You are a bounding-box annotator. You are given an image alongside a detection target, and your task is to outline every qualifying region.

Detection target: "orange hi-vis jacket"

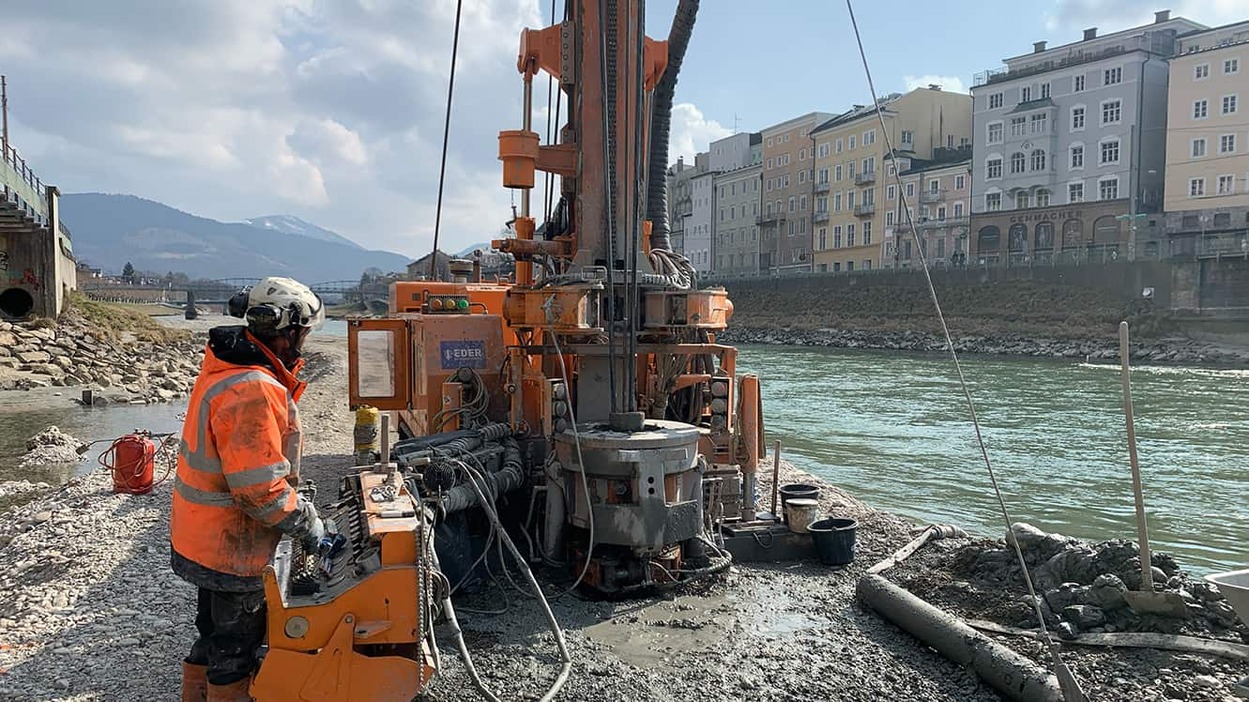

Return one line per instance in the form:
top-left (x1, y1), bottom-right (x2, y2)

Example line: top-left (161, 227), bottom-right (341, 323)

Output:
top-left (170, 326), bottom-right (318, 592)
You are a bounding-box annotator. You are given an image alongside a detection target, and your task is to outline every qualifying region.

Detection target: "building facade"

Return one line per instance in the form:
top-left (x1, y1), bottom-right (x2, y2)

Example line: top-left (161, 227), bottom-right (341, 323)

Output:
top-left (665, 156), bottom-right (699, 255)
top-left (760, 112), bottom-right (833, 275)
top-left (884, 151), bottom-right (973, 268)
top-left (1162, 20), bottom-right (1249, 257)
top-left (811, 86), bottom-right (973, 273)
top-left (970, 11), bottom-right (1205, 266)
top-left (713, 145), bottom-right (762, 276)
top-left (687, 152), bottom-right (716, 273)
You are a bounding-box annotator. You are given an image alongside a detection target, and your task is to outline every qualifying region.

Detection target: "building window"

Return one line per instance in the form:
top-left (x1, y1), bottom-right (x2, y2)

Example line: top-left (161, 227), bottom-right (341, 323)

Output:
top-left (819, 167), bottom-right (829, 183)
top-left (818, 227), bottom-right (827, 250)
top-left (847, 224), bottom-right (856, 247)
top-left (1010, 117), bottom-right (1026, 137)
top-left (863, 156), bottom-right (875, 174)
top-left (1036, 190), bottom-right (1051, 207)
top-left (887, 185), bottom-right (896, 200)
top-left (1101, 99), bottom-right (1121, 125)
top-left (818, 143), bottom-right (830, 158)
top-left (1073, 75), bottom-right (1085, 92)
top-left (1195, 64), bottom-right (1210, 80)
top-left (955, 174), bottom-right (966, 190)
top-left (864, 221), bottom-right (873, 245)
top-left (1021, 85), bottom-right (1032, 103)
top-left (835, 138), bottom-right (843, 153)
top-left (986, 192), bottom-right (1002, 211)
top-left (1104, 67), bottom-right (1122, 85)
top-left (833, 226), bottom-right (842, 248)
top-left (1010, 152), bottom-right (1026, 174)
top-left (901, 130), bottom-right (914, 147)
top-left (1099, 177), bottom-right (1119, 200)
top-left (1189, 177), bottom-right (1205, 197)
top-left (1192, 138), bottom-right (1207, 158)
top-left (1100, 139), bottom-right (1120, 165)
top-left (788, 196), bottom-right (796, 212)
top-left (864, 129), bottom-right (876, 145)
top-left (1069, 182), bottom-right (1084, 203)
top-left (1217, 174), bottom-right (1235, 195)
top-left (987, 158), bottom-right (1002, 179)
top-left (886, 211), bottom-right (895, 225)
top-left (847, 191), bottom-right (855, 207)
top-left (1041, 82), bottom-right (1051, 99)
top-left (905, 183), bottom-right (915, 197)
top-left (953, 202), bottom-right (964, 217)
top-left (989, 93), bottom-right (1003, 109)
top-left (1194, 99), bottom-right (1209, 119)
top-left (817, 196), bottom-right (828, 212)
top-left (800, 195), bottom-right (808, 210)
top-left (1031, 113), bottom-right (1048, 133)
top-left (1017, 191), bottom-right (1030, 209)
top-left (799, 170), bottom-right (807, 183)
top-left (987, 122), bottom-right (1003, 143)
top-left (929, 179), bottom-right (940, 192)
top-left (849, 135), bottom-right (857, 149)
top-left (767, 138), bottom-right (774, 147)
top-left (1071, 106), bottom-right (1086, 131)
top-left (1220, 134), bottom-right (1237, 154)
top-left (1223, 95), bottom-right (1238, 115)
top-left (1031, 149), bottom-right (1047, 171)
top-left (1070, 144), bottom-right (1084, 169)
top-left (1226, 58), bottom-right (1240, 75)
top-left (834, 192), bottom-right (842, 211)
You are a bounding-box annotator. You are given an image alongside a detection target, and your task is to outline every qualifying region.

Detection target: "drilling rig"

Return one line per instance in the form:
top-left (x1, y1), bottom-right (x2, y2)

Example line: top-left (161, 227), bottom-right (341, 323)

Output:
top-left (250, 1), bottom-right (765, 698)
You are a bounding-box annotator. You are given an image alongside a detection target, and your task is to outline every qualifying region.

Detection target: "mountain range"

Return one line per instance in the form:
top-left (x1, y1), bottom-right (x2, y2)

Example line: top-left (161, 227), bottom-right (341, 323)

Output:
top-left (60, 194), bottom-right (412, 282)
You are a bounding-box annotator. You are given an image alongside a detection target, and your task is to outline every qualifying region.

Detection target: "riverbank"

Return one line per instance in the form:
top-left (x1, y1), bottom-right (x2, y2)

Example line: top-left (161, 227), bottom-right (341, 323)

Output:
top-left (1, 321), bottom-right (1245, 700)
top-left (719, 326), bottom-right (1249, 367)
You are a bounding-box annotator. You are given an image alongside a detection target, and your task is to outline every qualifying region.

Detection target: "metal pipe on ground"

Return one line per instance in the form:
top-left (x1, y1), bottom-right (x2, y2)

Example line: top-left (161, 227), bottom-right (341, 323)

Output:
top-left (856, 575), bottom-right (1064, 702)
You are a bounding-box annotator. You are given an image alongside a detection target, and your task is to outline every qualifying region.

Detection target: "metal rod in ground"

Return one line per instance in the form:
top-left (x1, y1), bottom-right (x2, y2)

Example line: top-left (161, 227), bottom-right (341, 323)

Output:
top-left (770, 439), bottom-right (781, 519)
top-left (1119, 321), bottom-right (1154, 591)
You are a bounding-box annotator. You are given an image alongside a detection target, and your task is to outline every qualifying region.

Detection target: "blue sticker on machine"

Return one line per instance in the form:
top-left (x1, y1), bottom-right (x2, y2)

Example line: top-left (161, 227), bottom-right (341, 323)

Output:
top-left (440, 340), bottom-right (487, 369)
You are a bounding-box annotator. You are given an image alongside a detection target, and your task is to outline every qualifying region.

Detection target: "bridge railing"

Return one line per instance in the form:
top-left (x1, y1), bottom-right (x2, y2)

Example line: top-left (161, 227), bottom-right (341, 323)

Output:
top-left (1, 142), bottom-right (49, 227)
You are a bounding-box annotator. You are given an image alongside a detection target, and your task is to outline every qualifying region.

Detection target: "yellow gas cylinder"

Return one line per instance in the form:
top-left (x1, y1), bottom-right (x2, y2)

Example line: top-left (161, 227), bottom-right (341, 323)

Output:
top-left (354, 406), bottom-right (380, 464)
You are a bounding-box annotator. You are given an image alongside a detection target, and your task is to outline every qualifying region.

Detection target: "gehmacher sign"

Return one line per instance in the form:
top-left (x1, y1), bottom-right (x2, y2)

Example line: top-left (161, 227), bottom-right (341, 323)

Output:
top-left (1008, 209), bottom-right (1084, 223)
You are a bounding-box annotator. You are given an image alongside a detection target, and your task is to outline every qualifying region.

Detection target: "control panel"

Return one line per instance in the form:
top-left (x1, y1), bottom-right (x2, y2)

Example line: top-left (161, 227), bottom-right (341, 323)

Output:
top-left (424, 294), bottom-right (470, 314)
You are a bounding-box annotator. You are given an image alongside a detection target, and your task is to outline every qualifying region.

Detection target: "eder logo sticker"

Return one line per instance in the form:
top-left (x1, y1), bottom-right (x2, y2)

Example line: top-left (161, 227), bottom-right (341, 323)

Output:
top-left (440, 340), bottom-right (486, 369)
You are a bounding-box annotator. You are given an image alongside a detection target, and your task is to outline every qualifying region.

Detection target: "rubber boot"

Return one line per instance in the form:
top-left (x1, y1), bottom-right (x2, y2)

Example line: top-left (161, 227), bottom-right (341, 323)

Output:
top-left (205, 679), bottom-right (252, 702)
top-left (182, 661), bottom-right (208, 702)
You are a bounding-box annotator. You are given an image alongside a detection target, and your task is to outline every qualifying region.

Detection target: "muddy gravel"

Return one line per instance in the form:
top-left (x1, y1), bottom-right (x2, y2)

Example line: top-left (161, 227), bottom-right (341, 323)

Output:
top-left (1, 325), bottom-right (1240, 700)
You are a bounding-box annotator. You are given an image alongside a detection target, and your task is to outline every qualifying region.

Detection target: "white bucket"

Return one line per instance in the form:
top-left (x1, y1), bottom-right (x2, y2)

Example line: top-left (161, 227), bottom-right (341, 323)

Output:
top-left (786, 498), bottom-right (819, 534)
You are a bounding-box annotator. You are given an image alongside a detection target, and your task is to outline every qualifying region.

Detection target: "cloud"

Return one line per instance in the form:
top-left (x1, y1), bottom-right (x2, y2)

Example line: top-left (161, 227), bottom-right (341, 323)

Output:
top-left (1045, 0), bottom-right (1247, 32)
top-left (0, 0), bottom-right (544, 262)
top-left (903, 75), bottom-right (968, 94)
top-left (668, 103), bottom-right (732, 166)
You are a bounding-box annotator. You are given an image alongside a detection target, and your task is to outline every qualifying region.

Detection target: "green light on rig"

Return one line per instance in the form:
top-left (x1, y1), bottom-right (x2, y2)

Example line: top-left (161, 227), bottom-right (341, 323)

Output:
top-left (457, 298), bottom-right (469, 310)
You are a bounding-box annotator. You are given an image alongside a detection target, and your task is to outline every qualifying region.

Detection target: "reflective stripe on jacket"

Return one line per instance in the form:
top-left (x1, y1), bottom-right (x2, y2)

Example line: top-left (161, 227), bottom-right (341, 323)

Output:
top-left (170, 328), bottom-right (311, 590)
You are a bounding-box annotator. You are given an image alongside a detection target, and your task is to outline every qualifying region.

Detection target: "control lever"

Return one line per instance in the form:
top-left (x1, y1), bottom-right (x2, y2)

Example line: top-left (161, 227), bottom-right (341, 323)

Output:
top-left (317, 518), bottom-right (347, 576)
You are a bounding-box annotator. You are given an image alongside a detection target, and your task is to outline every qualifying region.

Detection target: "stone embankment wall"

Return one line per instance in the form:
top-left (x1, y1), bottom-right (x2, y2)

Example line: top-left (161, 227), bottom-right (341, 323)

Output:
top-left (0, 318), bottom-right (203, 403)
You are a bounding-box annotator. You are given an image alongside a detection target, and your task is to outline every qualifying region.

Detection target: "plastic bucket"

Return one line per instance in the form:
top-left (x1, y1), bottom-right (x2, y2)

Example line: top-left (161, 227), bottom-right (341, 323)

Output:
top-left (778, 483), bottom-right (821, 522)
top-left (809, 518), bottom-right (857, 565)
top-left (786, 498), bottom-right (819, 534)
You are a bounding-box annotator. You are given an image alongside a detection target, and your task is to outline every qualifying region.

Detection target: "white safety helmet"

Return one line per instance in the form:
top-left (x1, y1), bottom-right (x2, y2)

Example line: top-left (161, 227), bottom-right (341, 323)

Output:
top-left (234, 277), bottom-right (325, 333)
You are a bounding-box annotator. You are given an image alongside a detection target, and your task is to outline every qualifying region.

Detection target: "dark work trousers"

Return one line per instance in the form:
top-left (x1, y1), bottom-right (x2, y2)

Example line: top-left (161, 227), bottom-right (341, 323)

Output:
top-left (186, 588), bottom-right (267, 685)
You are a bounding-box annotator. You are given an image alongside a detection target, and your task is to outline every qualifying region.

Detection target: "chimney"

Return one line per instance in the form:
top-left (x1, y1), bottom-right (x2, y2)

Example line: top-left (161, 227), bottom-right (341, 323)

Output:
top-left (928, 84), bottom-right (942, 90)
top-left (1033, 40), bottom-right (1047, 53)
top-left (1083, 27), bottom-right (1098, 41)
top-left (1155, 9), bottom-right (1170, 23)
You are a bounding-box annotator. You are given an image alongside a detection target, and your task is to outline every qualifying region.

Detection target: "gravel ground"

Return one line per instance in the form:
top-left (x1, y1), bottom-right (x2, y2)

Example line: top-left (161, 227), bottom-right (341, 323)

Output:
top-left (2, 328), bottom-right (1007, 701)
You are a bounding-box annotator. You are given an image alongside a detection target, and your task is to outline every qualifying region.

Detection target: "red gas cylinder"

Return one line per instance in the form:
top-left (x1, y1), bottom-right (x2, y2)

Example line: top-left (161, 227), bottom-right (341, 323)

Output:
top-left (110, 434), bottom-right (158, 495)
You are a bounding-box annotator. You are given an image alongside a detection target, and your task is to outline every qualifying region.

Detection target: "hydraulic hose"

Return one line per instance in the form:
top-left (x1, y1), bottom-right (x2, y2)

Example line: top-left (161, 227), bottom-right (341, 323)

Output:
top-left (645, 0), bottom-right (700, 251)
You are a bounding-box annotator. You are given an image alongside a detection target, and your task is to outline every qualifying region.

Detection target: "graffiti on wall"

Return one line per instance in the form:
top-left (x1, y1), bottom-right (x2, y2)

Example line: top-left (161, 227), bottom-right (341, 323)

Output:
top-left (20, 268), bottom-right (42, 290)
top-left (0, 250), bottom-right (7, 272)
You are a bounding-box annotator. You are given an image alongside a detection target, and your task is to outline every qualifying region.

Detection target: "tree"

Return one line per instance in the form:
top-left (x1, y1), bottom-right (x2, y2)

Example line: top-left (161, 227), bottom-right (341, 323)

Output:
top-left (122, 262), bottom-right (136, 283)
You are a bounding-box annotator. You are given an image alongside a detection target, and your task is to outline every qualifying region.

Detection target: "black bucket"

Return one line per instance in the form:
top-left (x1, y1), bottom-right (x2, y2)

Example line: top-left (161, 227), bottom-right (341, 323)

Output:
top-left (809, 518), bottom-right (857, 566)
top-left (778, 483), bottom-right (821, 522)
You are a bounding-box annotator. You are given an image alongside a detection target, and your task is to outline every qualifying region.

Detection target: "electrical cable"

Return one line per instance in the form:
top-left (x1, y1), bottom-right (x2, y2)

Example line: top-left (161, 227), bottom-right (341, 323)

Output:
top-left (844, 2), bottom-right (1086, 699)
top-left (549, 332), bottom-right (596, 595)
top-left (428, 0), bottom-right (464, 279)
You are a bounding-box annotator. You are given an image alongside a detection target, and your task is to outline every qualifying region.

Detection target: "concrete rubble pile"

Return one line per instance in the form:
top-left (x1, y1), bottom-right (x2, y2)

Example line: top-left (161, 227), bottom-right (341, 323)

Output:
top-left (940, 523), bottom-right (1246, 641)
top-left (720, 327), bottom-right (1249, 367)
top-left (0, 318), bottom-right (204, 403)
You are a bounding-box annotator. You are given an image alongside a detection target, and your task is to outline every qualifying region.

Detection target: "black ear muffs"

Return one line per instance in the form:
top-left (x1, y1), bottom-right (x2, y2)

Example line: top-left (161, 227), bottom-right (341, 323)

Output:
top-left (227, 290), bottom-right (250, 319)
top-left (245, 304), bottom-right (281, 336)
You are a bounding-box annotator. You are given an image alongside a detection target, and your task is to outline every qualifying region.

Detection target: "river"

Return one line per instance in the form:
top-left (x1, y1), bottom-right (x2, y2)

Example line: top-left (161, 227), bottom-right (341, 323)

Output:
top-left (2, 323), bottom-right (1244, 574)
top-left (738, 345), bottom-right (1249, 575)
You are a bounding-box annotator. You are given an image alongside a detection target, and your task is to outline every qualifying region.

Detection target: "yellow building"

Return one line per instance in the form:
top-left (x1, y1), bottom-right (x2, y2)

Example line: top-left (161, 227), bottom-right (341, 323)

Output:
top-left (1163, 21), bottom-right (1249, 257)
top-left (811, 86), bottom-right (971, 272)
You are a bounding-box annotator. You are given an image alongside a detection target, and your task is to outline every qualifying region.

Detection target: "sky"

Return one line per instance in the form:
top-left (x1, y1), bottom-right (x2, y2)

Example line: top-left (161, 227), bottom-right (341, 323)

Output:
top-left (2, 0), bottom-right (1246, 261)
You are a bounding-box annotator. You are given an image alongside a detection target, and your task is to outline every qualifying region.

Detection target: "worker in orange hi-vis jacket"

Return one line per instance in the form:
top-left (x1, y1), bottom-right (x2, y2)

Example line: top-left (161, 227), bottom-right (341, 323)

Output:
top-left (170, 277), bottom-right (328, 702)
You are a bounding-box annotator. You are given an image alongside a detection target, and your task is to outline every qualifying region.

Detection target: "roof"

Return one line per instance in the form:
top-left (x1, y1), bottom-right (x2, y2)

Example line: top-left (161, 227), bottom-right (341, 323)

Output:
top-left (811, 94), bottom-right (903, 135)
top-left (749, 132), bottom-right (763, 145)
top-left (1002, 16), bottom-right (1205, 63)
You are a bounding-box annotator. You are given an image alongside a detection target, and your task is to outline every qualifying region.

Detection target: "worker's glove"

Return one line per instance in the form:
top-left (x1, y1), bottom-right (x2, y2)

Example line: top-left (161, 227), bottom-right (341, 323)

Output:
top-left (300, 515), bottom-right (326, 553)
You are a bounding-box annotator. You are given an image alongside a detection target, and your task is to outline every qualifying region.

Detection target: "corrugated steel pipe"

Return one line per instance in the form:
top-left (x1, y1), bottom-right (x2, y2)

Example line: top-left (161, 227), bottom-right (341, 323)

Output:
top-left (646, 0), bottom-right (699, 251)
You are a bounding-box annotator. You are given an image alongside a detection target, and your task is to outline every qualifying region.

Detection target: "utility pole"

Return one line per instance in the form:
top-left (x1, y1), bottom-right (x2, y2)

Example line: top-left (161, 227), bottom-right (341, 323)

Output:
top-left (2, 75), bottom-right (8, 159)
